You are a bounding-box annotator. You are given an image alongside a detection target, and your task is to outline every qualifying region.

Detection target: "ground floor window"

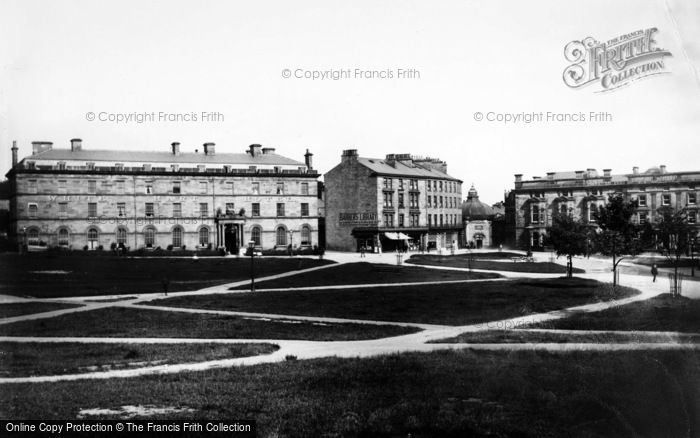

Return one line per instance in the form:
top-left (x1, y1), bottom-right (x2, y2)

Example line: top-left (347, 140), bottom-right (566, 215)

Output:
top-left (26, 228), bottom-right (40, 245)
top-left (199, 227), bottom-right (209, 246)
top-left (145, 227), bottom-right (156, 248)
top-left (172, 226), bottom-right (183, 247)
top-left (87, 227), bottom-right (99, 249)
top-left (251, 226), bottom-right (262, 246)
top-left (58, 228), bottom-right (70, 246)
top-left (301, 225), bottom-right (311, 245)
top-left (276, 226), bottom-right (287, 246)
top-left (116, 227), bottom-right (127, 245)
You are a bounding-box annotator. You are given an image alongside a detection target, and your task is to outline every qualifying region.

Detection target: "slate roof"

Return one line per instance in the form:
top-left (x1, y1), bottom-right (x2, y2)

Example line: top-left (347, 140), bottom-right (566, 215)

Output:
top-left (24, 148), bottom-right (305, 166)
top-left (356, 157), bottom-right (460, 181)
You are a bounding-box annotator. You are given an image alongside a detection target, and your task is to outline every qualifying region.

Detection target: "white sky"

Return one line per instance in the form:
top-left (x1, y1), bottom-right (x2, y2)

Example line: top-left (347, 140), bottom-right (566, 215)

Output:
top-left (1, 0), bottom-right (699, 204)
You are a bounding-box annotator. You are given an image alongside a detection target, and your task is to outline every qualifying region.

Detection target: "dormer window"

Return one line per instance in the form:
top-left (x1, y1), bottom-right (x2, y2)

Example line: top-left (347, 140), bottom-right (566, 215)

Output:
top-left (86, 162), bottom-right (95, 170)
top-left (57, 161), bottom-right (66, 170)
top-left (171, 164), bottom-right (179, 172)
top-left (197, 165), bottom-right (206, 173)
top-left (274, 166), bottom-right (282, 173)
top-left (115, 163), bottom-right (124, 171)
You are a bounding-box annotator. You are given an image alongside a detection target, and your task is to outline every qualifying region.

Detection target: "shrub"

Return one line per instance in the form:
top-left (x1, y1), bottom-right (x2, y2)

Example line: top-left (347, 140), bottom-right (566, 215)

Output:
top-left (97, 245), bottom-right (104, 251)
top-left (285, 355), bottom-right (297, 361)
top-left (110, 242), bottom-right (117, 251)
top-left (83, 245), bottom-right (89, 251)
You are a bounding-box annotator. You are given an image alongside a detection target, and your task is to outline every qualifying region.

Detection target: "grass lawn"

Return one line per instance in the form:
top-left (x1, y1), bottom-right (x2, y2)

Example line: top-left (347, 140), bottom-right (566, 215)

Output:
top-left (150, 278), bottom-right (639, 326)
top-left (531, 294), bottom-right (700, 333)
top-left (433, 329), bottom-right (700, 344)
top-left (0, 307), bottom-right (417, 341)
top-left (1, 349), bottom-right (698, 437)
top-left (407, 254), bottom-right (585, 274)
top-left (0, 342), bottom-right (277, 377)
top-left (229, 262), bottom-right (501, 290)
top-left (0, 253), bottom-right (334, 298)
top-left (0, 302), bottom-right (83, 318)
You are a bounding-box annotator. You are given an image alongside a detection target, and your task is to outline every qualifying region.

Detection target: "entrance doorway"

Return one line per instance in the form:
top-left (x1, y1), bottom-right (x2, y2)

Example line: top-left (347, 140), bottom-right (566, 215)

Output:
top-left (224, 224), bottom-right (238, 253)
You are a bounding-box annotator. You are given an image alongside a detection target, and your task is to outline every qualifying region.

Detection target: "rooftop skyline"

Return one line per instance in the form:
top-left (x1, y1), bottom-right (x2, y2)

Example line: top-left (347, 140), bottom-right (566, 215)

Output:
top-left (1, 0), bottom-right (699, 205)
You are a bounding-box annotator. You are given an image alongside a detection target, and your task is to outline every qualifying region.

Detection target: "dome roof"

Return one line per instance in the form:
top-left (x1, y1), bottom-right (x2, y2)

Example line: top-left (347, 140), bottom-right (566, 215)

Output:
top-left (461, 185), bottom-right (496, 220)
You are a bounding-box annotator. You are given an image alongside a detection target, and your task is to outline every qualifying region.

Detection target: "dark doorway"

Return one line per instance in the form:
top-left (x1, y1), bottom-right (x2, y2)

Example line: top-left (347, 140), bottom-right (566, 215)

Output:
top-left (224, 224), bottom-right (238, 253)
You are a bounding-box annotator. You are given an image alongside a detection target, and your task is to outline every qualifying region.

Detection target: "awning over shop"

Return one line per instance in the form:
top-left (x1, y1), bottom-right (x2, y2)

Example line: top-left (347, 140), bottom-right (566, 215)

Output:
top-left (384, 232), bottom-right (411, 240)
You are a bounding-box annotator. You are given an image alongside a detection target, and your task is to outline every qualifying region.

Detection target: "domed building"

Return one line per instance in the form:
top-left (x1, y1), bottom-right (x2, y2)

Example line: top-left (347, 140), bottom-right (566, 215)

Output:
top-left (461, 185), bottom-right (498, 248)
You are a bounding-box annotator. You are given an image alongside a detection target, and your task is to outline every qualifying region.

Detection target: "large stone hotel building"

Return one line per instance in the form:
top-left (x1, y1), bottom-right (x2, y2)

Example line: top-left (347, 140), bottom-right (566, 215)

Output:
top-left (511, 165), bottom-right (700, 250)
top-left (324, 149), bottom-right (463, 252)
top-left (7, 139), bottom-right (320, 252)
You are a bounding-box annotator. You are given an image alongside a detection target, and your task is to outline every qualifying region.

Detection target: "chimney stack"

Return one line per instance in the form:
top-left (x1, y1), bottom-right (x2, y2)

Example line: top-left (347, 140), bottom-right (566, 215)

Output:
top-left (342, 149), bottom-right (358, 163)
top-left (11, 140), bottom-right (18, 167)
top-left (660, 164), bottom-right (667, 174)
top-left (203, 142), bottom-right (215, 156)
top-left (546, 172), bottom-right (555, 180)
top-left (31, 141), bottom-right (53, 155)
top-left (632, 166), bottom-right (639, 175)
top-left (514, 174), bottom-right (523, 182)
top-left (262, 147), bottom-right (276, 155)
top-left (385, 154), bottom-right (396, 167)
top-left (575, 170), bottom-right (585, 179)
top-left (603, 168), bottom-right (612, 178)
top-left (70, 138), bottom-right (82, 151)
top-left (249, 144), bottom-right (262, 157)
top-left (171, 142), bottom-right (181, 155)
top-left (304, 149), bottom-right (313, 169)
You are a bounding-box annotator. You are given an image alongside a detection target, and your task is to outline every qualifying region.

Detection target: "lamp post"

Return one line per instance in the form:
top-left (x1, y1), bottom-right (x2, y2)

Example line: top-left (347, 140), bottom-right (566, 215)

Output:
top-left (248, 240), bottom-right (255, 292)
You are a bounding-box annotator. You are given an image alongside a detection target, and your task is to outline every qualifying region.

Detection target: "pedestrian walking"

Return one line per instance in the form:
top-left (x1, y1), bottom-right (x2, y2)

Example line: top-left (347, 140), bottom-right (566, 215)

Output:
top-left (162, 277), bottom-right (169, 296)
top-left (360, 245), bottom-right (366, 258)
top-left (651, 264), bottom-right (658, 282)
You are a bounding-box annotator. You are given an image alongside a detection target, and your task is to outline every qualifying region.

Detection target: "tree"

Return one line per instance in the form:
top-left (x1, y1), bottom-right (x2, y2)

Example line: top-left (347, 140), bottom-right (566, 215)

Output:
top-left (654, 208), bottom-right (696, 296)
top-left (593, 194), bottom-right (642, 286)
top-left (546, 213), bottom-right (590, 277)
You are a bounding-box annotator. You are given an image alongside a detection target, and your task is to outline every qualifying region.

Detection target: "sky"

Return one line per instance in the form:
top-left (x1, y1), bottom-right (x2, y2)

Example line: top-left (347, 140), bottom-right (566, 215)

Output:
top-left (1, 0), bottom-right (699, 205)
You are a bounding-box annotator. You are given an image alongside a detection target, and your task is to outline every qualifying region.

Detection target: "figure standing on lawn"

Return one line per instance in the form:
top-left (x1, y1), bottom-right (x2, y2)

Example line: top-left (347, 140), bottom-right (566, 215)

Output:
top-left (651, 264), bottom-right (658, 282)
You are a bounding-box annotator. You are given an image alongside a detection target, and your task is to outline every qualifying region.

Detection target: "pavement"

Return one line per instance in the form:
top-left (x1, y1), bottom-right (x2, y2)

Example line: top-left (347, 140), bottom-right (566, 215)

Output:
top-left (1, 250), bottom-right (699, 383)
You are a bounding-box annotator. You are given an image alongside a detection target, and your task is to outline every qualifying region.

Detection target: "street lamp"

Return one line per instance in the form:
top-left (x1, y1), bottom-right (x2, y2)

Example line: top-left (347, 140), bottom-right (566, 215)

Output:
top-left (248, 240), bottom-right (256, 292)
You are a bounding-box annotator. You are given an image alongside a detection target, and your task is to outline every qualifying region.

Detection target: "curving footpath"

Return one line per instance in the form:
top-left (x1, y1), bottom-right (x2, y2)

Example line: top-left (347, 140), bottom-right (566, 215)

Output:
top-left (1, 251), bottom-right (699, 383)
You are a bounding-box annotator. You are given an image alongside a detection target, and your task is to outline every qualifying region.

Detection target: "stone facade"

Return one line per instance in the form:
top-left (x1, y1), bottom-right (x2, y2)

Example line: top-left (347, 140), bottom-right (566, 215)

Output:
top-left (325, 150), bottom-right (462, 252)
top-left (7, 140), bottom-right (320, 253)
top-left (510, 166), bottom-right (700, 250)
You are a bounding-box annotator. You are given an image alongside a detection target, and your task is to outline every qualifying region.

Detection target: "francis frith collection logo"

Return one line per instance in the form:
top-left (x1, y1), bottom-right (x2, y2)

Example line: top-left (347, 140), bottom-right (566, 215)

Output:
top-left (563, 28), bottom-right (672, 92)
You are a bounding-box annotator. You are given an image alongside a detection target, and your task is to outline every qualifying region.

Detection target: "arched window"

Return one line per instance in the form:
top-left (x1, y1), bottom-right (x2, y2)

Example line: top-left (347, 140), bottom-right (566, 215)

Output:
top-left (172, 226), bottom-right (183, 248)
top-left (116, 227), bottom-right (127, 245)
top-left (276, 226), bottom-right (287, 246)
top-left (301, 225), bottom-right (311, 246)
top-left (144, 227), bottom-right (156, 248)
top-left (27, 228), bottom-right (40, 245)
top-left (87, 227), bottom-right (99, 249)
top-left (251, 226), bottom-right (262, 246)
top-left (58, 228), bottom-right (70, 246)
top-left (199, 227), bottom-right (209, 246)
